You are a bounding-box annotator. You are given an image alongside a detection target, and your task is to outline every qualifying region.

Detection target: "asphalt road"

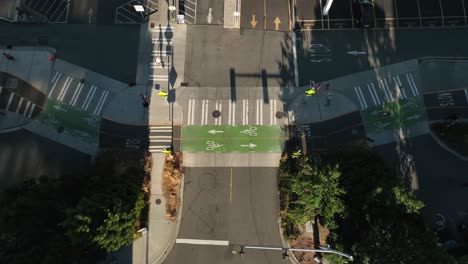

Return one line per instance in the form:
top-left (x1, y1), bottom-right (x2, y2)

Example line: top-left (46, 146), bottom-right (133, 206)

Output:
top-left (0, 22), bottom-right (140, 84)
top-left (0, 129), bottom-right (91, 190)
top-left (241, 0), bottom-right (290, 31)
top-left (164, 167), bottom-right (290, 264)
top-left (287, 111), bottom-right (366, 152)
top-left (99, 118), bottom-right (149, 150)
top-left (184, 26), bottom-right (294, 87)
top-left (373, 133), bottom-right (468, 244)
top-left (298, 28), bottom-right (468, 85)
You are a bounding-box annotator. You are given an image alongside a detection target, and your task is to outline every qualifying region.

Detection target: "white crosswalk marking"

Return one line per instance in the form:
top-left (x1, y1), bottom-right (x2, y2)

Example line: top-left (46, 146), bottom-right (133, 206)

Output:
top-left (48, 72), bottom-right (62, 97)
top-left (0, 85), bottom-right (3, 95)
top-left (229, 100), bottom-right (236, 126)
top-left (378, 79), bottom-right (391, 102)
top-left (383, 79), bottom-right (393, 101)
top-left (406, 73), bottom-right (419, 96)
top-left (273, 99), bottom-right (277, 125)
top-left (354, 86), bottom-right (367, 109)
top-left (82, 85), bottom-right (97, 110)
top-left (152, 38), bottom-right (173, 45)
top-left (51, 72), bottom-right (59, 84)
top-left (464, 90), bottom-right (468, 104)
top-left (16, 98), bottom-right (23, 113)
top-left (218, 101), bottom-right (222, 125)
top-left (149, 75), bottom-right (169, 81)
top-left (94, 90), bottom-right (109, 115)
top-left (58, 76), bottom-right (73, 101)
top-left (28, 104), bottom-right (35, 118)
top-left (23, 101), bottom-right (31, 116)
top-left (6, 94), bottom-right (14, 111)
top-left (70, 82), bottom-right (84, 106)
top-left (366, 84), bottom-right (377, 105)
top-left (149, 125), bottom-right (173, 153)
top-left (370, 83), bottom-right (380, 105)
top-left (392, 76), bottom-right (406, 99)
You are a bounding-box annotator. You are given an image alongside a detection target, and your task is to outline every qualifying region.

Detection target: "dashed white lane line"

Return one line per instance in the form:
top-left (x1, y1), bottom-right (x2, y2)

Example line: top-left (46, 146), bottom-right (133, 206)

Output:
top-left (175, 239), bottom-right (229, 246)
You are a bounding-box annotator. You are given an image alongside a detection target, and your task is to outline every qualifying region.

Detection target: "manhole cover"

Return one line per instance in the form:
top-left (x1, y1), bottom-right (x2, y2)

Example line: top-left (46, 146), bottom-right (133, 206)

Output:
top-left (155, 199), bottom-right (161, 205)
top-left (57, 127), bottom-right (64, 133)
top-left (212, 110), bottom-right (221, 118)
top-left (275, 111), bottom-right (284, 119)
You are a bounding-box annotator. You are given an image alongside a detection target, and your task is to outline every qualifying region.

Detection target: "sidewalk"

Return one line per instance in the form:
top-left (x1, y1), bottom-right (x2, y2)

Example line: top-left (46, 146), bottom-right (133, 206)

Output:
top-left (128, 0), bottom-right (187, 262)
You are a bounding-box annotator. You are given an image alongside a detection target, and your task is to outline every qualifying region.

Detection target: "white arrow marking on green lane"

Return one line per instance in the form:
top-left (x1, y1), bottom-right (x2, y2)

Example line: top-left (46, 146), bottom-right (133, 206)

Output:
top-left (241, 143), bottom-right (257, 148)
top-left (208, 129), bottom-right (224, 135)
top-left (53, 105), bottom-right (68, 112)
top-left (73, 130), bottom-right (90, 137)
top-left (374, 122), bottom-right (391, 128)
top-left (406, 114), bottom-right (422, 120)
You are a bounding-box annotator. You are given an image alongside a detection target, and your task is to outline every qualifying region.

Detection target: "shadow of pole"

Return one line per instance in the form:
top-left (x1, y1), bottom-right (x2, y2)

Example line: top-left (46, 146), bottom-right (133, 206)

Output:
top-left (230, 68), bottom-right (237, 102)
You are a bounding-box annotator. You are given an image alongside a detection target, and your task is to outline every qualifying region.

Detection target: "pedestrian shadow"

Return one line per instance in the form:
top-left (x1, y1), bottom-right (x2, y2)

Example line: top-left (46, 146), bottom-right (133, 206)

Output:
top-left (230, 68), bottom-right (236, 102)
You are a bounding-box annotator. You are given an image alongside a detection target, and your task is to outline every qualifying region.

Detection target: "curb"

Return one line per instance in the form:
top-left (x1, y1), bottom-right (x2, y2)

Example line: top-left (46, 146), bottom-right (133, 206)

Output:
top-left (277, 217), bottom-right (301, 264)
top-left (427, 121), bottom-right (468, 161)
top-left (152, 162), bottom-right (185, 264)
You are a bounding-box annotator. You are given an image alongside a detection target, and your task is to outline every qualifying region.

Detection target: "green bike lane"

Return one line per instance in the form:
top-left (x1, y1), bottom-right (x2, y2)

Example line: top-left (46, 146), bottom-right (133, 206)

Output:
top-left (36, 99), bottom-right (101, 144)
top-left (182, 126), bottom-right (284, 153)
top-left (362, 96), bottom-right (428, 135)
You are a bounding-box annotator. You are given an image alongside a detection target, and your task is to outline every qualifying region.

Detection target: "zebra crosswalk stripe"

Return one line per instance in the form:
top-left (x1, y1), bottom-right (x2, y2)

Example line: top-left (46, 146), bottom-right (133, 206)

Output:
top-left (48, 72), bottom-right (62, 97)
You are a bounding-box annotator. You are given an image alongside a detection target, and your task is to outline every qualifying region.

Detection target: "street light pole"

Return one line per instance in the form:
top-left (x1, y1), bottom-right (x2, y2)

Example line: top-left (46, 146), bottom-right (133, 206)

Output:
top-left (232, 244), bottom-right (353, 261)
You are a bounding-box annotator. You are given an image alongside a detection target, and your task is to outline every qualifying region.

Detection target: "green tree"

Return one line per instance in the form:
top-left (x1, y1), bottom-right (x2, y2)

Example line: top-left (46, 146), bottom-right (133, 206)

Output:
top-left (63, 172), bottom-right (145, 253)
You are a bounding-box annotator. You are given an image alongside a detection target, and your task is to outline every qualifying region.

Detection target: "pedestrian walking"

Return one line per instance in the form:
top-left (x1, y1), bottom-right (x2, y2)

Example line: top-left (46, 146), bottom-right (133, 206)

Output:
top-left (325, 92), bottom-right (332, 106)
top-left (140, 94), bottom-right (149, 108)
top-left (3, 53), bottom-right (15, 61)
top-left (155, 56), bottom-right (161, 66)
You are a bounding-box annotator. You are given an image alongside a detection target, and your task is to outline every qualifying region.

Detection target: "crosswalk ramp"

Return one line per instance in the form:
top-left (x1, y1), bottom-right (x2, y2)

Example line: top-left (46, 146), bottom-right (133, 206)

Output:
top-left (150, 25), bottom-right (173, 83)
top-left (0, 90), bottom-right (42, 118)
top-left (149, 126), bottom-right (173, 153)
top-left (48, 72), bottom-right (112, 116)
top-left (353, 72), bottom-right (420, 109)
top-left (185, 99), bottom-right (283, 126)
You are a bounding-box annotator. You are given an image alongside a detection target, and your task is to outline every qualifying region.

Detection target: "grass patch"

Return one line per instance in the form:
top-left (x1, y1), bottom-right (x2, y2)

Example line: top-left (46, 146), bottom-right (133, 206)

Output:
top-left (431, 122), bottom-right (468, 156)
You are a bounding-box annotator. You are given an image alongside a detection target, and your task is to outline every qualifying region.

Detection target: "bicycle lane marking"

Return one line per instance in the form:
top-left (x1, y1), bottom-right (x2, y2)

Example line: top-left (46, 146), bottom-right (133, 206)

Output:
top-left (36, 98), bottom-right (101, 144)
top-left (361, 96), bottom-right (427, 136)
top-left (181, 125), bottom-right (283, 152)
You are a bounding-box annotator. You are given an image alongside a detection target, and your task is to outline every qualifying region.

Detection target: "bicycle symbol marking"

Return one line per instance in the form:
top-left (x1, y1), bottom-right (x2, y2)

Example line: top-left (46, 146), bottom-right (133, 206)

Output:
top-left (374, 121), bottom-right (391, 132)
top-left (240, 127), bottom-right (258, 137)
top-left (44, 114), bottom-right (61, 126)
top-left (206, 141), bottom-right (223, 151)
top-left (401, 98), bottom-right (418, 109)
top-left (83, 116), bottom-right (99, 128)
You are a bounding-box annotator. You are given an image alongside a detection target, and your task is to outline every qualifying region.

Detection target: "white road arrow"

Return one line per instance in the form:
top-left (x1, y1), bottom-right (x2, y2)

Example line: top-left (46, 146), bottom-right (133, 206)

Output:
top-left (207, 8), bottom-right (213, 24)
top-left (208, 129), bottom-right (224, 135)
top-left (88, 8), bottom-right (94, 24)
top-left (346, 50), bottom-right (367, 56)
top-left (53, 105), bottom-right (68, 112)
top-left (406, 114), bottom-right (422, 120)
top-left (241, 143), bottom-right (257, 148)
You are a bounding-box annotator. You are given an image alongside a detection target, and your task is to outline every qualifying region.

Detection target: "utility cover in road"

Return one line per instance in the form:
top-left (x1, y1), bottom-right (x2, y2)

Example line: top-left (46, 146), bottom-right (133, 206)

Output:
top-left (182, 125), bottom-right (283, 152)
top-left (361, 96), bottom-right (427, 135)
top-left (37, 99), bottom-right (101, 144)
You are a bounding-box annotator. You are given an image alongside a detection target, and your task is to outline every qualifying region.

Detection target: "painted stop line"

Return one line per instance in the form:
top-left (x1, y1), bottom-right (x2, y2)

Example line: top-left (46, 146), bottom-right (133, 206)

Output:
top-left (182, 125), bottom-right (284, 152)
top-left (361, 96), bottom-right (427, 135)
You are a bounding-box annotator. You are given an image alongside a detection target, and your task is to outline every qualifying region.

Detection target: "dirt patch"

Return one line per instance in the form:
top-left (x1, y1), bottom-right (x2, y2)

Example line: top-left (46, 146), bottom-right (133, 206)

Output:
top-left (162, 152), bottom-right (183, 221)
top-left (288, 219), bottom-right (330, 264)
